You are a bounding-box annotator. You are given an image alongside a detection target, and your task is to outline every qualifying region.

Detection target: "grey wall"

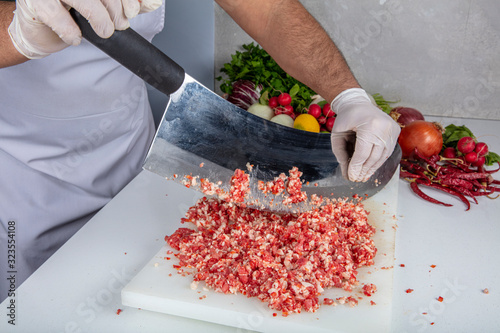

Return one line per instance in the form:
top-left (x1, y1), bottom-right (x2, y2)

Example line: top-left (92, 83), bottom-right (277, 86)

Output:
top-left (149, 0), bottom-right (214, 126)
top-left (150, 1), bottom-right (499, 122)
top-left (214, 0), bottom-right (500, 120)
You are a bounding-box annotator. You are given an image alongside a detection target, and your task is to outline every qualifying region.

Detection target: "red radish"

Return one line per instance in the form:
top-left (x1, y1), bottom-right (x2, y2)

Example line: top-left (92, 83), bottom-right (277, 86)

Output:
top-left (322, 104), bottom-right (335, 117)
top-left (389, 106), bottom-right (425, 127)
top-left (457, 136), bottom-right (475, 154)
top-left (464, 151), bottom-right (478, 164)
top-left (268, 96), bottom-right (279, 109)
top-left (308, 104), bottom-right (322, 118)
top-left (283, 104), bottom-right (294, 114)
top-left (398, 120), bottom-right (444, 158)
top-left (317, 115), bottom-right (327, 125)
top-left (275, 105), bottom-right (294, 116)
top-left (325, 117), bottom-right (335, 132)
top-left (442, 147), bottom-right (457, 159)
top-left (474, 142), bottom-right (489, 156)
top-left (274, 106), bottom-right (286, 115)
top-left (472, 155), bottom-right (486, 167)
top-left (278, 93), bottom-right (292, 106)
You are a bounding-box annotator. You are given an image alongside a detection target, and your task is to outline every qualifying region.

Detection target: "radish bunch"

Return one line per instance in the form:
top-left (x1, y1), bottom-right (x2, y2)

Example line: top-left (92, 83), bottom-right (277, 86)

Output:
top-left (269, 93), bottom-right (295, 119)
top-left (441, 137), bottom-right (490, 168)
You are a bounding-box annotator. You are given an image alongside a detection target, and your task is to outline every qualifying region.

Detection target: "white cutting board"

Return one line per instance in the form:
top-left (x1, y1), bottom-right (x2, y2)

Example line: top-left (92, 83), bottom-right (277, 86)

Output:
top-left (122, 172), bottom-right (399, 333)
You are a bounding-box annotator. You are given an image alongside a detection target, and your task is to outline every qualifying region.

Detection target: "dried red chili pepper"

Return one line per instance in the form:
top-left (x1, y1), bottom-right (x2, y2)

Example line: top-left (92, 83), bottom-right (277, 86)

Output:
top-left (480, 162), bottom-right (500, 174)
top-left (487, 186), bottom-right (500, 192)
top-left (454, 172), bottom-right (491, 180)
top-left (402, 161), bottom-right (427, 176)
top-left (470, 189), bottom-right (495, 196)
top-left (400, 170), bottom-right (431, 183)
top-left (414, 148), bottom-right (440, 168)
top-left (450, 186), bottom-right (478, 205)
top-left (400, 148), bottom-right (499, 209)
top-left (440, 178), bottom-right (474, 190)
top-left (409, 181), bottom-right (452, 207)
top-left (416, 180), bottom-right (471, 211)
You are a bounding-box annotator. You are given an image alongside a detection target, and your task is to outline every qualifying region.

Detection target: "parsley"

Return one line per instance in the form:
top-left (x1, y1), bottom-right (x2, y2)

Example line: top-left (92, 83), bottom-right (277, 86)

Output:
top-left (216, 43), bottom-right (316, 113)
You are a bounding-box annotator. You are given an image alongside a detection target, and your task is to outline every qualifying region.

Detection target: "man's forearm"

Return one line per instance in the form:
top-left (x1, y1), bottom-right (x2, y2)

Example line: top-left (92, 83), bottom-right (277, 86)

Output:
top-left (1, 1), bottom-right (29, 68)
top-left (215, 0), bottom-right (360, 103)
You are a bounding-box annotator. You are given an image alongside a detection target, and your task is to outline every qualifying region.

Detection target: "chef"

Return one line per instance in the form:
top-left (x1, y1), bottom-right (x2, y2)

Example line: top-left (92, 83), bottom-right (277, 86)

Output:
top-left (0, 0), bottom-right (400, 302)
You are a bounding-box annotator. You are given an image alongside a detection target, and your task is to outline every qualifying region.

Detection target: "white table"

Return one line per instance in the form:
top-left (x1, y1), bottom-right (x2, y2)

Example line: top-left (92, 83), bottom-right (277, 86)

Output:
top-left (1, 117), bottom-right (499, 333)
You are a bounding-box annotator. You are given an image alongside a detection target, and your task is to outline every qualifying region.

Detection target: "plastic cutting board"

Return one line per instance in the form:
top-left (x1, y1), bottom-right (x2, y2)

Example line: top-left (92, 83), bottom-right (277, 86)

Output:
top-left (122, 171), bottom-right (399, 333)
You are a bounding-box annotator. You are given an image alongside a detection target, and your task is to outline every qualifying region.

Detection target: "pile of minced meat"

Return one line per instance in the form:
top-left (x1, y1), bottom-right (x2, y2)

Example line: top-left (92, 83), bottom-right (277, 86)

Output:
top-left (165, 167), bottom-right (377, 316)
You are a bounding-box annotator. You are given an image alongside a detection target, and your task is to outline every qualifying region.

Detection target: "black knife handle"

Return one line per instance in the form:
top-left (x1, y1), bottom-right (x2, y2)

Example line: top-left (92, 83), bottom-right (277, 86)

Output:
top-left (70, 8), bottom-right (185, 96)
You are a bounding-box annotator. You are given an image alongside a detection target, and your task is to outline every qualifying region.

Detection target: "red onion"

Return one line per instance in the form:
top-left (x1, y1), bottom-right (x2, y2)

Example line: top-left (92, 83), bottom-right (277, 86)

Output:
top-left (390, 106), bottom-right (425, 127)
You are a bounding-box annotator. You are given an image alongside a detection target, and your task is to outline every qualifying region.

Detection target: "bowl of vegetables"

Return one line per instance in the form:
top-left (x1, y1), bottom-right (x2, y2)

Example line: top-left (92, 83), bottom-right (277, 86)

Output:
top-left (216, 43), bottom-right (344, 181)
top-left (217, 43), bottom-right (337, 134)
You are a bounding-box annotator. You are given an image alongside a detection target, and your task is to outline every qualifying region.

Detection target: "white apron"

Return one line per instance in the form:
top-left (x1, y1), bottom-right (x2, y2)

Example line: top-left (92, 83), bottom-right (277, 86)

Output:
top-left (0, 3), bottom-right (165, 302)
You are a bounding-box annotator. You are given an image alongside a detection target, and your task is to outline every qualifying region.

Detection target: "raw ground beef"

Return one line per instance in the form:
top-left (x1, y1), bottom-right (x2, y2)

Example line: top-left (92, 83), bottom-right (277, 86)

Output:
top-left (166, 184), bottom-right (377, 315)
top-left (182, 166), bottom-right (308, 209)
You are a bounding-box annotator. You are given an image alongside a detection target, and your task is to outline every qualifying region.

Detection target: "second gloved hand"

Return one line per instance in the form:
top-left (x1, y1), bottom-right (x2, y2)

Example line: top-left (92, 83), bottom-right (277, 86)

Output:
top-left (330, 88), bottom-right (401, 182)
top-left (8, 0), bottom-right (162, 59)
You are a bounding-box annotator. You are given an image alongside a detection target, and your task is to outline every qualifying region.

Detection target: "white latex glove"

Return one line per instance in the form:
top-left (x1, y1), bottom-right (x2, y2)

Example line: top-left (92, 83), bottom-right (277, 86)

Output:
top-left (123, 0), bottom-right (163, 18)
top-left (330, 88), bottom-right (401, 182)
top-left (8, 0), bottom-right (162, 59)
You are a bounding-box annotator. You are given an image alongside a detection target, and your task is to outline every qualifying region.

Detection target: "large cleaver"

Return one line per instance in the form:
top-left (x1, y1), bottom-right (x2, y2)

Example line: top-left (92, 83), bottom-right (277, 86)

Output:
top-left (71, 9), bottom-right (401, 213)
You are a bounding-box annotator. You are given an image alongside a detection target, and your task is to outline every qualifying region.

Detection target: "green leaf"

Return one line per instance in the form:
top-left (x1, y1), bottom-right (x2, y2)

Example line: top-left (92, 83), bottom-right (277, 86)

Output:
top-left (442, 124), bottom-right (476, 147)
top-left (371, 93), bottom-right (399, 114)
top-left (259, 90), bottom-right (269, 105)
top-left (317, 100), bottom-right (328, 108)
top-left (235, 67), bottom-right (250, 80)
top-left (486, 151), bottom-right (500, 166)
top-left (289, 84), bottom-right (300, 97)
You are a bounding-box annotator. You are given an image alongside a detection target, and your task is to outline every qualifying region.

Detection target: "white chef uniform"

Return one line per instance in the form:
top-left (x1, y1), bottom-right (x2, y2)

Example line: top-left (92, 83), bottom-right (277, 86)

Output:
top-left (0, 2), bottom-right (166, 302)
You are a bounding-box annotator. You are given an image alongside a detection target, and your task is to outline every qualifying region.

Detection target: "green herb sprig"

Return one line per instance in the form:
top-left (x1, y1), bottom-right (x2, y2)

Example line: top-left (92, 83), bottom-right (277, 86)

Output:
top-left (216, 43), bottom-right (317, 113)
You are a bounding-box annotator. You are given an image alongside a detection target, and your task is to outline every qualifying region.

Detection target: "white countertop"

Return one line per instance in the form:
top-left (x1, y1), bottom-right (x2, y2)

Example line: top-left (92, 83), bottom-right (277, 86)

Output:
top-left (2, 116), bottom-right (499, 333)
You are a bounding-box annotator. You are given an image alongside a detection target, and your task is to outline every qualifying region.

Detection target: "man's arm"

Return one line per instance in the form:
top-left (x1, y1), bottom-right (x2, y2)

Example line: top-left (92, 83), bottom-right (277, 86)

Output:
top-left (0, 1), bottom-right (29, 68)
top-left (215, 0), bottom-right (360, 103)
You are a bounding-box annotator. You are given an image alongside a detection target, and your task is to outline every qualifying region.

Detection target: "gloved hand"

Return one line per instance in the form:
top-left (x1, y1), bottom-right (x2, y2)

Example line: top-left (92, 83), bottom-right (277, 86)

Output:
top-left (8, 0), bottom-right (162, 59)
top-left (330, 88), bottom-right (401, 182)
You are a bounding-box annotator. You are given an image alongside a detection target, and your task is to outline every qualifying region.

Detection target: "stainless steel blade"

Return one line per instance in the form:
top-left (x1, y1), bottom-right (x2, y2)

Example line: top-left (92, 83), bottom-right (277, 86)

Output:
top-left (143, 75), bottom-right (401, 213)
